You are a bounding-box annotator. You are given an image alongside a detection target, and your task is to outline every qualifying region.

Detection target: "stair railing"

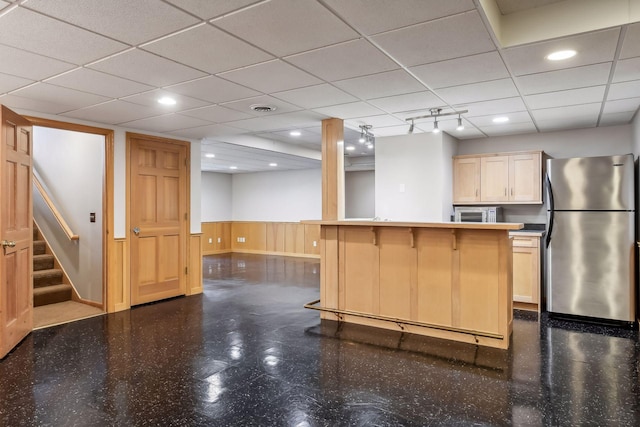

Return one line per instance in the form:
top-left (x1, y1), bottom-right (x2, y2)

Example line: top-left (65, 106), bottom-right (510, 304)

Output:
top-left (32, 173), bottom-right (79, 241)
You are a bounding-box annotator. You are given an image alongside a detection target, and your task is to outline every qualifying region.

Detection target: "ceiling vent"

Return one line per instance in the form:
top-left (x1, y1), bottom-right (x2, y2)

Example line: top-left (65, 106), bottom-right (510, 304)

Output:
top-left (250, 104), bottom-right (277, 113)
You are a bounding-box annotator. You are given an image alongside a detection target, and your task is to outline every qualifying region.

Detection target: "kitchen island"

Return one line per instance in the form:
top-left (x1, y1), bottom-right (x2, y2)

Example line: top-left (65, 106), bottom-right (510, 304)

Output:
top-left (303, 221), bottom-right (523, 349)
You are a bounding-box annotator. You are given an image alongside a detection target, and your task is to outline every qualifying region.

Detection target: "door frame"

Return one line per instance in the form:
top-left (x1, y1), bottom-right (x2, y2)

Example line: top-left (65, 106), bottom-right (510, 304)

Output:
top-left (125, 132), bottom-right (191, 305)
top-left (25, 116), bottom-right (113, 312)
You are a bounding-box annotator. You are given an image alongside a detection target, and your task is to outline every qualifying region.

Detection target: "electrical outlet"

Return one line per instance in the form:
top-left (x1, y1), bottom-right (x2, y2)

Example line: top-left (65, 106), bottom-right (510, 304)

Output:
top-left (217, 237), bottom-right (221, 243)
top-left (208, 238), bottom-right (212, 244)
top-left (236, 237), bottom-right (240, 242)
top-left (242, 237), bottom-right (246, 243)
top-left (313, 240), bottom-right (317, 247)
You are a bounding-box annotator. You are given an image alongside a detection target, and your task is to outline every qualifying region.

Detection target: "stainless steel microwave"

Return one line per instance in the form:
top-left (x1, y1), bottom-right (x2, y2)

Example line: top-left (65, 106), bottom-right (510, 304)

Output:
top-left (454, 206), bottom-right (503, 223)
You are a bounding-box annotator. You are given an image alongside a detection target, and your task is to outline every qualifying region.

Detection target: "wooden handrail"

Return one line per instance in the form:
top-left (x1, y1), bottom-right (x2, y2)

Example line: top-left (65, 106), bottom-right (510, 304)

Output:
top-left (33, 175), bottom-right (79, 241)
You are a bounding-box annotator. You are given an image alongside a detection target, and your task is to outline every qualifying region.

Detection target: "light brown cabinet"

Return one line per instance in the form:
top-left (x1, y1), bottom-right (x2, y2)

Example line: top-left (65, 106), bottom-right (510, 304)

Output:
top-left (510, 232), bottom-right (541, 311)
top-left (453, 151), bottom-right (542, 204)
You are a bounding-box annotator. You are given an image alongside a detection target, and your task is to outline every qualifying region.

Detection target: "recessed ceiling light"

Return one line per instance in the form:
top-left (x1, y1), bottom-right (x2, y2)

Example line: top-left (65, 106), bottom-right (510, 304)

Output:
top-left (289, 131), bottom-right (301, 137)
top-left (158, 96), bottom-right (176, 105)
top-left (346, 146), bottom-right (355, 151)
top-left (205, 153), bottom-right (215, 158)
top-left (546, 49), bottom-right (576, 61)
top-left (269, 162), bottom-right (278, 167)
top-left (492, 116), bottom-right (509, 123)
top-left (367, 144), bottom-right (374, 149)
top-left (229, 166), bottom-right (238, 170)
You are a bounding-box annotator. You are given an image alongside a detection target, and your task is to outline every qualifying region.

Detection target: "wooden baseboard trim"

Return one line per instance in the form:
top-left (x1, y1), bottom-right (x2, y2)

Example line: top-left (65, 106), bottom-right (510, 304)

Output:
top-left (203, 249), bottom-right (233, 256)
top-left (513, 301), bottom-right (539, 312)
top-left (71, 295), bottom-right (104, 310)
top-left (230, 249), bottom-right (320, 259)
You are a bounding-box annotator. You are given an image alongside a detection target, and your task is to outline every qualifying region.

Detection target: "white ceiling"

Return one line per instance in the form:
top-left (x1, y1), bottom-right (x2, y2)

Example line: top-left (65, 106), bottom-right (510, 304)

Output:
top-left (0, 0), bottom-right (638, 173)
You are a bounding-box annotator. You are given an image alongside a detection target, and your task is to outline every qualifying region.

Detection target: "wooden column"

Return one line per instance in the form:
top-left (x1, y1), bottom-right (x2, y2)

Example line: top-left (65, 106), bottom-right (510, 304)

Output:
top-left (321, 118), bottom-right (344, 220)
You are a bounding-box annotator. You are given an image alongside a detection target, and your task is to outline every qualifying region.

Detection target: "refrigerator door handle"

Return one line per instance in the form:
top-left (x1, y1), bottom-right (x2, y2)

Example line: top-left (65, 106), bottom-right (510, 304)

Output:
top-left (546, 174), bottom-right (554, 249)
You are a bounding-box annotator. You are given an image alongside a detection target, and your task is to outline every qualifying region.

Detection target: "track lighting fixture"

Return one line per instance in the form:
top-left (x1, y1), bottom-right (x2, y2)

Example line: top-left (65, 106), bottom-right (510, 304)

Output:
top-left (405, 108), bottom-right (468, 134)
top-left (358, 125), bottom-right (374, 147)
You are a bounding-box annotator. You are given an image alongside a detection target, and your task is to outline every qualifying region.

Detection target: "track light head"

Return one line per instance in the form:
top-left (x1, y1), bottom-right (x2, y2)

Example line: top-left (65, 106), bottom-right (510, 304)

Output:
top-left (456, 116), bottom-right (464, 131)
top-left (432, 119), bottom-right (440, 134)
top-left (408, 119), bottom-right (414, 134)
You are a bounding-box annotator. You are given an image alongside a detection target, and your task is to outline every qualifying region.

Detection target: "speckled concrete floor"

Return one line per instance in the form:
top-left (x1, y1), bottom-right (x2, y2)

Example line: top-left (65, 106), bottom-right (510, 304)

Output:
top-left (1, 253), bottom-right (639, 426)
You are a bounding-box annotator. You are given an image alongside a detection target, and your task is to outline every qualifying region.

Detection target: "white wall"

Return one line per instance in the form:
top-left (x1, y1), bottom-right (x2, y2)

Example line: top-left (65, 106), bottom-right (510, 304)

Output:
top-left (345, 170), bottom-right (375, 218)
top-left (633, 113), bottom-right (640, 156)
top-left (375, 132), bottom-right (458, 221)
top-left (231, 168), bottom-right (322, 221)
top-left (201, 172), bottom-right (232, 221)
top-left (33, 127), bottom-right (104, 302)
top-left (458, 124), bottom-right (634, 223)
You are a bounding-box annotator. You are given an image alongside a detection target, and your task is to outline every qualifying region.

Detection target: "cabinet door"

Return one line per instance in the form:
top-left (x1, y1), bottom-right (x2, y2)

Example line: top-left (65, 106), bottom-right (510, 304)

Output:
top-left (512, 237), bottom-right (540, 305)
top-left (453, 157), bottom-right (481, 203)
top-left (480, 156), bottom-right (509, 202)
top-left (509, 153), bottom-right (541, 203)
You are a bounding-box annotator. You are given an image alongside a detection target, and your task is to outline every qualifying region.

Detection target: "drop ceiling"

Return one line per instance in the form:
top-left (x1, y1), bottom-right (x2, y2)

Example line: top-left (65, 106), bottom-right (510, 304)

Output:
top-left (0, 0), bottom-right (639, 173)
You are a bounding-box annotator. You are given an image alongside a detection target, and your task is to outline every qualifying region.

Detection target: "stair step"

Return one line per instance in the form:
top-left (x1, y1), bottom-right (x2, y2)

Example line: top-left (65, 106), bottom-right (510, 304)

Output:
top-left (33, 284), bottom-right (72, 307)
top-left (33, 254), bottom-right (54, 271)
top-left (33, 227), bottom-right (39, 241)
top-left (33, 269), bottom-right (63, 288)
top-left (33, 240), bottom-right (46, 255)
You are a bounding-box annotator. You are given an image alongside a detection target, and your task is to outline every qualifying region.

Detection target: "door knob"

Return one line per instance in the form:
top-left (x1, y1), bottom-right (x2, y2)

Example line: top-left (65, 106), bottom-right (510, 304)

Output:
top-left (1, 240), bottom-right (16, 248)
top-left (133, 227), bottom-right (140, 236)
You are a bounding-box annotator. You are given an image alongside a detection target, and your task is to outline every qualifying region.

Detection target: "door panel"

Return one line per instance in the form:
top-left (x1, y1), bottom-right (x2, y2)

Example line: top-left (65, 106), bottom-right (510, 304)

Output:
top-left (1, 105), bottom-right (33, 359)
top-left (130, 136), bottom-right (187, 306)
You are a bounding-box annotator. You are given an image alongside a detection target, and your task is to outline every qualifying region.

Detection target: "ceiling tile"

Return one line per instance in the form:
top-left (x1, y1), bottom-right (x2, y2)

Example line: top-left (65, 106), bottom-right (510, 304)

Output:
top-left (334, 70), bottom-right (426, 100)
top-left (312, 102), bottom-right (386, 119)
top-left (170, 123), bottom-right (247, 140)
top-left (228, 110), bottom-right (328, 132)
top-left (608, 80), bottom-right (640, 100)
top-left (370, 124), bottom-right (418, 137)
top-left (479, 121), bottom-right (538, 137)
top-left (612, 57), bottom-right (640, 83)
top-left (599, 111), bottom-right (636, 126)
top-left (515, 63), bottom-right (612, 95)
top-left (451, 127), bottom-right (485, 139)
top-left (219, 117), bottom-right (280, 132)
top-left (45, 68), bottom-right (154, 98)
top-left (180, 105), bottom-right (253, 122)
top-left (372, 11), bottom-right (496, 67)
top-left (258, 128), bottom-right (321, 146)
top-left (166, 76), bottom-right (260, 104)
top-left (120, 113), bottom-right (213, 133)
top-left (272, 84), bottom-right (358, 109)
top-left (0, 1), bottom-right (9, 7)
top-left (602, 98), bottom-right (640, 114)
top-left (88, 49), bottom-right (207, 87)
top-left (367, 92), bottom-right (443, 114)
top-left (218, 60), bottom-right (321, 93)
top-left (24, 0), bottom-right (200, 45)
top-left (323, 0), bottom-right (475, 35)
top-left (345, 114), bottom-right (407, 129)
top-left (502, 28), bottom-right (620, 76)
top-left (536, 117), bottom-right (598, 132)
top-left (285, 39), bottom-right (398, 82)
top-left (467, 111), bottom-right (534, 126)
top-left (11, 83), bottom-right (110, 110)
top-left (62, 100), bottom-right (161, 124)
top-left (164, 0), bottom-right (263, 20)
top-left (0, 8), bottom-right (127, 65)
top-left (142, 24), bottom-right (273, 74)
top-left (0, 73), bottom-right (34, 94)
top-left (0, 94), bottom-right (75, 114)
top-left (410, 51), bottom-right (509, 89)
top-left (221, 95), bottom-right (302, 116)
top-left (212, 0), bottom-right (358, 57)
top-left (531, 102), bottom-right (602, 122)
top-left (121, 89), bottom-right (209, 111)
top-left (0, 45), bottom-right (76, 81)
top-left (525, 86), bottom-right (606, 110)
top-left (494, 0), bottom-right (563, 15)
top-left (455, 97), bottom-right (527, 117)
top-left (619, 22), bottom-right (640, 59)
top-left (436, 78), bottom-right (519, 105)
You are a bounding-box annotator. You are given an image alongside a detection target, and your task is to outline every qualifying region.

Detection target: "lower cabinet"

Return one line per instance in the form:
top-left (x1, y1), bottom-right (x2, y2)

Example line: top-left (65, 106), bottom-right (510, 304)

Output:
top-left (511, 232), bottom-right (541, 311)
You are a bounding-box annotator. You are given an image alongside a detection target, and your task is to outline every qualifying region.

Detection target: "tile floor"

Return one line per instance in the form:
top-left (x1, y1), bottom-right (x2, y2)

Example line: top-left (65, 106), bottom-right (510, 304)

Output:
top-left (1, 253), bottom-right (639, 426)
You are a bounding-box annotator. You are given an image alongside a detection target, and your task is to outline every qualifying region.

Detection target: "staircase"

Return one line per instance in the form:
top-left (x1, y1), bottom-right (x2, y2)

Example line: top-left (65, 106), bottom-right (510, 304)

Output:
top-left (33, 224), bottom-right (73, 307)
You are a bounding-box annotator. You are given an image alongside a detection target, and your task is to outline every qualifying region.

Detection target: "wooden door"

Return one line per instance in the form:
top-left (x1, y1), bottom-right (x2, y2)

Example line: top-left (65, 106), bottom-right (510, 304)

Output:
top-left (129, 135), bottom-right (188, 306)
top-left (509, 152), bottom-right (542, 203)
top-left (452, 157), bottom-right (481, 203)
top-left (512, 235), bottom-right (540, 305)
top-left (0, 105), bottom-right (33, 359)
top-left (480, 156), bottom-right (509, 202)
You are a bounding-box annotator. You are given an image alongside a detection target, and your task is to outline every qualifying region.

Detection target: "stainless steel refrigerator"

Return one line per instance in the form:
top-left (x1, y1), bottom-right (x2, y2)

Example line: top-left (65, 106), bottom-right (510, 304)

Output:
top-left (546, 154), bottom-right (635, 322)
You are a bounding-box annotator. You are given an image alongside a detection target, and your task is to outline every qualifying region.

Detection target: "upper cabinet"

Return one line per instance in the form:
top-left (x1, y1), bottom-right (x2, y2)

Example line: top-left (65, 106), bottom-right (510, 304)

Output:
top-left (453, 151), bottom-right (542, 205)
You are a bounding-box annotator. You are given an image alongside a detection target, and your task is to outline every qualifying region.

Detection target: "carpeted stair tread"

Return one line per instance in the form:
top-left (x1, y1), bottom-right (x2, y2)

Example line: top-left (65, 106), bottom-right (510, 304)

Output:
top-left (34, 284), bottom-right (72, 307)
top-left (33, 254), bottom-right (54, 271)
top-left (33, 240), bottom-right (46, 255)
top-left (33, 268), bottom-right (64, 288)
